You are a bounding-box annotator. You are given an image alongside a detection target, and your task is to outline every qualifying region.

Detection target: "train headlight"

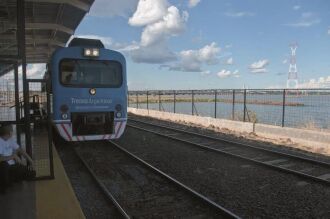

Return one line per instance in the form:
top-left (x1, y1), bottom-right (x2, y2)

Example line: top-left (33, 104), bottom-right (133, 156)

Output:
top-left (62, 113), bottom-right (68, 120)
top-left (84, 49), bottom-right (91, 56)
top-left (116, 112), bottom-right (122, 118)
top-left (89, 88), bottom-right (96, 95)
top-left (92, 49), bottom-right (99, 56)
top-left (84, 48), bottom-right (99, 57)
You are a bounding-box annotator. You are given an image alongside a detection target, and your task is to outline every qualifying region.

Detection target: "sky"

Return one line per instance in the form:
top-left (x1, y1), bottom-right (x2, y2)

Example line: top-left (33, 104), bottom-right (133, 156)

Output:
top-left (26, 0), bottom-right (330, 90)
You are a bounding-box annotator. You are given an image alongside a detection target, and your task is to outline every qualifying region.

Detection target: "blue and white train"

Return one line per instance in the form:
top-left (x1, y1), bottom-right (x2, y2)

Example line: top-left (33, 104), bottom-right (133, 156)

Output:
top-left (47, 38), bottom-right (127, 141)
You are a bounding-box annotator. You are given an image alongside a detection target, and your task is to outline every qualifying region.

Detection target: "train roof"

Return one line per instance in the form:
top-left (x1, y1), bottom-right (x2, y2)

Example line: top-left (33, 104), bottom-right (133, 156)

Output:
top-left (68, 38), bottom-right (105, 48)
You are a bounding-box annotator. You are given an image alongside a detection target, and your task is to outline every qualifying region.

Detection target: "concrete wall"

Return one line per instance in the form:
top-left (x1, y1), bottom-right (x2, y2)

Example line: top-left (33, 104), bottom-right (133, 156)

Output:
top-left (128, 107), bottom-right (330, 150)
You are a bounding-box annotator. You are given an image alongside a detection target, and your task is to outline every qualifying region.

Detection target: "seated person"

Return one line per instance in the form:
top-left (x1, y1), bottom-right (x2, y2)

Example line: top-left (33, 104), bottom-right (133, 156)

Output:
top-left (0, 124), bottom-right (35, 193)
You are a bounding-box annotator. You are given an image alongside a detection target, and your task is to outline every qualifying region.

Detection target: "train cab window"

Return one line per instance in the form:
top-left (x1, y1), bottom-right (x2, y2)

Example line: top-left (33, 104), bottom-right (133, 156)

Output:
top-left (60, 59), bottom-right (122, 87)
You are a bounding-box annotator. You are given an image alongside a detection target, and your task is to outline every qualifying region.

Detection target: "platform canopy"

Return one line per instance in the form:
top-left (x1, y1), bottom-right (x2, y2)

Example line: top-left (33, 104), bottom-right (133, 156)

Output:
top-left (0, 0), bottom-right (94, 77)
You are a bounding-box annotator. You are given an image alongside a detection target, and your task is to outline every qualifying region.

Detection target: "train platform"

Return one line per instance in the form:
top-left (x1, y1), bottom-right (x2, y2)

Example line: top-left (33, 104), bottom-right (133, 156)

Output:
top-left (0, 145), bottom-right (85, 219)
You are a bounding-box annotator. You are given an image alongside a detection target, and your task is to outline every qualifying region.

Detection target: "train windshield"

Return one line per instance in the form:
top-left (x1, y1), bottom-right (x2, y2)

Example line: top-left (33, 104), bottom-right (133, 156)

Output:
top-left (60, 59), bottom-right (122, 87)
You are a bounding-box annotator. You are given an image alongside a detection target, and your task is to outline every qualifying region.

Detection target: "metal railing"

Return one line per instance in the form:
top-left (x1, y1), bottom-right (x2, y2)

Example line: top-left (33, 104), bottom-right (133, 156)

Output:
top-left (128, 89), bottom-right (330, 131)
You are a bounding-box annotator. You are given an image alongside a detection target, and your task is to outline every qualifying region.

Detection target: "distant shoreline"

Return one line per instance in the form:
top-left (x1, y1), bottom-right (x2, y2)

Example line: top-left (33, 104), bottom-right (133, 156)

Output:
top-left (129, 97), bottom-right (305, 107)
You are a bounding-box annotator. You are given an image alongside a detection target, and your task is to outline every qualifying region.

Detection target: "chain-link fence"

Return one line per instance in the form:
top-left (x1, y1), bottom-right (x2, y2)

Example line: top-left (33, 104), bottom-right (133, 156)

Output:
top-left (0, 71), bottom-right (23, 121)
top-left (27, 80), bottom-right (54, 179)
top-left (0, 77), bottom-right (54, 179)
top-left (128, 89), bottom-right (330, 131)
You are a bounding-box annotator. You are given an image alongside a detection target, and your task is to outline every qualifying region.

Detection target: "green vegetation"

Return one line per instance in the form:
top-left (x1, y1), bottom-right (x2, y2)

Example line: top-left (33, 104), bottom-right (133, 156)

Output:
top-left (129, 96), bottom-right (304, 107)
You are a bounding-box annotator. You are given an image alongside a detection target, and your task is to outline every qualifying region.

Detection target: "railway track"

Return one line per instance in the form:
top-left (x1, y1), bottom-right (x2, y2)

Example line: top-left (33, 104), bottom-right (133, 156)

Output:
top-left (75, 141), bottom-right (240, 219)
top-left (128, 118), bottom-right (330, 186)
top-left (74, 147), bottom-right (130, 219)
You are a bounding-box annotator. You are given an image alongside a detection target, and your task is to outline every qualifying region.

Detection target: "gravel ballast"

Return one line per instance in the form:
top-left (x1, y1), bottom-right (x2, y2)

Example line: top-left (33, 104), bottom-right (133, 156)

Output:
top-left (77, 142), bottom-right (226, 219)
top-left (56, 144), bottom-right (122, 219)
top-left (113, 117), bottom-right (330, 218)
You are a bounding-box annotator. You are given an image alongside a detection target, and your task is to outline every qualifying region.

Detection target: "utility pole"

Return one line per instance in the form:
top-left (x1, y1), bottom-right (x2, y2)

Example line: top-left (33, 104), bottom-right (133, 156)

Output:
top-left (287, 43), bottom-right (299, 88)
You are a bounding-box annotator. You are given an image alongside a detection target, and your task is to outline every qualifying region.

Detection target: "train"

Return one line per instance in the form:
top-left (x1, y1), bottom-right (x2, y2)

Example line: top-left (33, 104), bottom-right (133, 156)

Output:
top-left (46, 37), bottom-right (127, 141)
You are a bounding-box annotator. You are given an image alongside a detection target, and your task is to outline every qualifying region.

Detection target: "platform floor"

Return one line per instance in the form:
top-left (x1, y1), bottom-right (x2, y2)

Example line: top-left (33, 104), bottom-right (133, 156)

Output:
top-left (0, 181), bottom-right (36, 219)
top-left (0, 146), bottom-right (85, 219)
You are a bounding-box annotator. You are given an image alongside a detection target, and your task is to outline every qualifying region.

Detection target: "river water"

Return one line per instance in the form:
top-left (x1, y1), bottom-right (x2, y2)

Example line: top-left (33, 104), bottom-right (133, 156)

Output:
top-left (131, 93), bottom-right (330, 130)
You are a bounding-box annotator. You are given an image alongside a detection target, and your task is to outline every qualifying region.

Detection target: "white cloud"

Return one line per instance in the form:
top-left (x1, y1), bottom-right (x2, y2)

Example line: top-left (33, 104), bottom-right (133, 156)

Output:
top-left (74, 34), bottom-right (138, 53)
top-left (200, 70), bottom-right (211, 76)
top-left (195, 42), bottom-right (220, 63)
top-left (249, 59), bottom-right (269, 69)
top-left (250, 68), bottom-right (268, 73)
top-left (0, 64), bottom-right (46, 92)
top-left (126, 0), bottom-right (189, 64)
top-left (89, 0), bottom-right (139, 17)
top-left (140, 6), bottom-right (188, 46)
top-left (328, 28), bottom-right (330, 35)
top-left (217, 69), bottom-right (239, 78)
top-left (293, 5), bottom-right (301, 10)
top-left (129, 0), bottom-right (169, 26)
top-left (298, 76), bottom-right (330, 88)
top-left (266, 84), bottom-right (284, 89)
top-left (27, 64), bottom-right (46, 79)
top-left (224, 11), bottom-right (255, 18)
top-left (282, 59), bottom-right (288, 64)
top-left (75, 35), bottom-right (113, 47)
top-left (285, 12), bottom-right (321, 27)
top-left (225, 57), bottom-right (233, 65)
top-left (168, 42), bottom-right (221, 72)
top-left (249, 59), bottom-right (269, 73)
top-left (130, 42), bottom-right (176, 63)
top-left (188, 0), bottom-right (201, 8)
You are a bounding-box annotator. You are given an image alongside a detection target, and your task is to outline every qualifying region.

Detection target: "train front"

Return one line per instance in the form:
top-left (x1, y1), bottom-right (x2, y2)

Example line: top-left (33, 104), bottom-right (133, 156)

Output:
top-left (51, 38), bottom-right (127, 141)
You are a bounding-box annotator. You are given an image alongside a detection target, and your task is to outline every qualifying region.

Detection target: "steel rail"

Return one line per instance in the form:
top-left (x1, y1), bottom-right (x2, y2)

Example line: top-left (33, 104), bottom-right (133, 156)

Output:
top-left (74, 148), bottom-right (131, 219)
top-left (129, 118), bottom-right (330, 168)
top-left (108, 140), bottom-right (241, 219)
top-left (127, 121), bottom-right (330, 186)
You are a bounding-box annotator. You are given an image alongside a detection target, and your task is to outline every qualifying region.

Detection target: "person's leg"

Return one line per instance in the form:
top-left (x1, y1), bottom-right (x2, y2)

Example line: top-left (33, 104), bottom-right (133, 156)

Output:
top-left (9, 164), bottom-right (25, 182)
top-left (0, 161), bottom-right (10, 193)
top-left (9, 164), bottom-right (35, 182)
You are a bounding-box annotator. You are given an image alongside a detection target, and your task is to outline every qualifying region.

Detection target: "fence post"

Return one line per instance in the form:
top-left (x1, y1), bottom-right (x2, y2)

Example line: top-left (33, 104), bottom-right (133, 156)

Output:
top-left (136, 92), bottom-right (138, 109)
top-left (192, 90), bottom-right (194, 115)
top-left (46, 80), bottom-right (55, 179)
top-left (158, 91), bottom-right (161, 111)
top-left (214, 90), bottom-right (217, 118)
top-left (243, 89), bottom-right (247, 122)
top-left (173, 90), bottom-right (176, 113)
top-left (282, 89), bottom-right (286, 127)
top-left (146, 90), bottom-right (149, 111)
top-left (232, 90), bottom-right (235, 120)
top-left (14, 63), bottom-right (21, 145)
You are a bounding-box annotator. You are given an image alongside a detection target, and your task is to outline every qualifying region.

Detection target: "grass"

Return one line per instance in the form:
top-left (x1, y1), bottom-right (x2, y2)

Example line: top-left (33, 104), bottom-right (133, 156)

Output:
top-left (129, 96), bottom-right (304, 107)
